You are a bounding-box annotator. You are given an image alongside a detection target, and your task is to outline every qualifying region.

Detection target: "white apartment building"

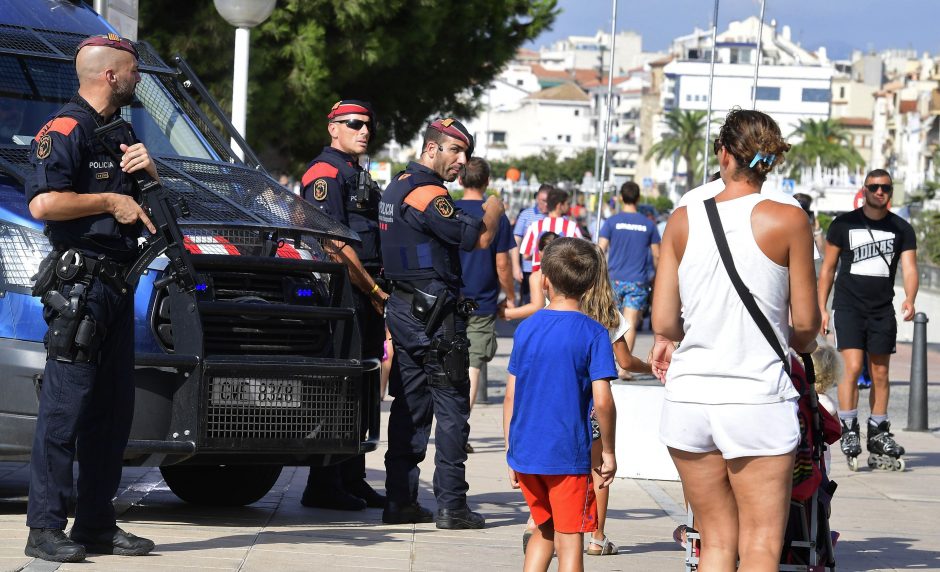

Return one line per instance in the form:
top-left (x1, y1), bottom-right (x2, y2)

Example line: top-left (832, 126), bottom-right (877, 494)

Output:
top-left (652, 16), bottom-right (836, 192)
top-left (540, 30), bottom-right (645, 75)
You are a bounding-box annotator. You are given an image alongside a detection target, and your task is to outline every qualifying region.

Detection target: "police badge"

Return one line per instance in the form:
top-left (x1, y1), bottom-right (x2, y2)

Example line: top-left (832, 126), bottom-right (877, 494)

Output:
top-left (36, 134), bottom-right (52, 159)
top-left (433, 196), bottom-right (454, 218)
top-left (313, 178), bottom-right (328, 201)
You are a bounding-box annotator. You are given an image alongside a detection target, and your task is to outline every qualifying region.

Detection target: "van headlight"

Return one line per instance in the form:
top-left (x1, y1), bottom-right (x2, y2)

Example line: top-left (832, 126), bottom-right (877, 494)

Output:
top-left (0, 222), bottom-right (52, 293)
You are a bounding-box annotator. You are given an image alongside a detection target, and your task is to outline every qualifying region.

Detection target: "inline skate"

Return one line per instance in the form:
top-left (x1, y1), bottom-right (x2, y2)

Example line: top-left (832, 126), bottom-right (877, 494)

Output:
top-left (840, 418), bottom-right (862, 471)
top-left (867, 419), bottom-right (906, 471)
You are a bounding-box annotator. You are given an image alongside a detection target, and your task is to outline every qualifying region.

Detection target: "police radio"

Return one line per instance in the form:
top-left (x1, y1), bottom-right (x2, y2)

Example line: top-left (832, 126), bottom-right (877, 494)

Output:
top-left (94, 118), bottom-right (196, 293)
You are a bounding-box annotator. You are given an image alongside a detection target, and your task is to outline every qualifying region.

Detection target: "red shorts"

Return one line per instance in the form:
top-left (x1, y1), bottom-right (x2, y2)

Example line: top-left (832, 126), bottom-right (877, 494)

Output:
top-left (516, 473), bottom-right (597, 534)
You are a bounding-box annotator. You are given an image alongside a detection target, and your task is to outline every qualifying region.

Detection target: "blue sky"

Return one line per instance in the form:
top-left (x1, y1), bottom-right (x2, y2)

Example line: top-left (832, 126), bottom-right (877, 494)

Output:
top-left (530, 0), bottom-right (940, 60)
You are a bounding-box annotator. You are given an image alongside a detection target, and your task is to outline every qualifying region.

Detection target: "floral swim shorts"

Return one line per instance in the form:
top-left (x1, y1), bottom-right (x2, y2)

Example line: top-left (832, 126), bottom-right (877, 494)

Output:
top-left (611, 280), bottom-right (650, 311)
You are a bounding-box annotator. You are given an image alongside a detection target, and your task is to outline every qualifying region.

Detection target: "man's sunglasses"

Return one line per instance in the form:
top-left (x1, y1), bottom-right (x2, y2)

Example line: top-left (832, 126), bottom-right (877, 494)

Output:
top-left (331, 119), bottom-right (372, 132)
top-left (865, 183), bottom-right (893, 194)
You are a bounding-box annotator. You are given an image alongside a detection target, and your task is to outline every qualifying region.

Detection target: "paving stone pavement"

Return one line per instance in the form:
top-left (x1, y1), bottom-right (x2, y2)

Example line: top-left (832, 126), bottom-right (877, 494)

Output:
top-left (0, 332), bottom-right (938, 571)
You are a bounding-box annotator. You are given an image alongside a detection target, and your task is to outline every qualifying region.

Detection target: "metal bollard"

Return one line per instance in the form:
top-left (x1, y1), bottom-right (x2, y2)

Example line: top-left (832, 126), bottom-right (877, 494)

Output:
top-left (475, 363), bottom-right (489, 404)
top-left (907, 312), bottom-right (929, 431)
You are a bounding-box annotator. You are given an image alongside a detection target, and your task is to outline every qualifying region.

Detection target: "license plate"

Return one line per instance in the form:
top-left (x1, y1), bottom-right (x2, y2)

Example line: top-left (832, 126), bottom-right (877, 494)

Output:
top-left (210, 377), bottom-right (302, 408)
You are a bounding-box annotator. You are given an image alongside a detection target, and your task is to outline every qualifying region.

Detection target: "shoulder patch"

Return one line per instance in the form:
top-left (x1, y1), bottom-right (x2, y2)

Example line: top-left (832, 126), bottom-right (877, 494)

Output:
top-left (34, 117), bottom-right (78, 141)
top-left (433, 196), bottom-right (455, 218)
top-left (399, 174), bottom-right (411, 181)
top-left (301, 162), bottom-right (339, 187)
top-left (36, 135), bottom-right (52, 160)
top-left (313, 178), bottom-right (328, 201)
top-left (403, 184), bottom-right (447, 212)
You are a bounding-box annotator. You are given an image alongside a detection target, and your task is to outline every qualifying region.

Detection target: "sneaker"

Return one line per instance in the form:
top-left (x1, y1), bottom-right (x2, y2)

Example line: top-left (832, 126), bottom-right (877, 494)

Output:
top-left (25, 528), bottom-right (86, 562)
top-left (382, 501), bottom-right (434, 524)
top-left (69, 525), bottom-right (154, 556)
top-left (436, 506), bottom-right (485, 529)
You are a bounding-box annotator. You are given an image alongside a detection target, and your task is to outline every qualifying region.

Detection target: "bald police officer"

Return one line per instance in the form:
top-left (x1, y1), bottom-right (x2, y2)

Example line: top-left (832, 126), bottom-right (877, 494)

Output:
top-left (380, 119), bottom-right (504, 528)
top-left (299, 100), bottom-right (387, 510)
top-left (25, 34), bottom-right (156, 563)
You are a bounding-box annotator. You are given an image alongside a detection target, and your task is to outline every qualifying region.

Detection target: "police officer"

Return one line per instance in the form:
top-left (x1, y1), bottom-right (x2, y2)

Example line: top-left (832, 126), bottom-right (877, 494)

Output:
top-left (298, 100), bottom-right (387, 511)
top-left (380, 118), bottom-right (505, 528)
top-left (24, 34), bottom-right (157, 562)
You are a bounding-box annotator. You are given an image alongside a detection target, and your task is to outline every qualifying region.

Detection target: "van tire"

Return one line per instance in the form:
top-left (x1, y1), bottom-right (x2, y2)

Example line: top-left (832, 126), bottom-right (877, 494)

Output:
top-left (159, 464), bottom-right (283, 506)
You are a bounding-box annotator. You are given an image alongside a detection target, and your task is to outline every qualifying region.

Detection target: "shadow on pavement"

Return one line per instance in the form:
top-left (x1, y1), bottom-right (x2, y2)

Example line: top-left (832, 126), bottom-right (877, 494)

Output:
top-left (838, 537), bottom-right (940, 570)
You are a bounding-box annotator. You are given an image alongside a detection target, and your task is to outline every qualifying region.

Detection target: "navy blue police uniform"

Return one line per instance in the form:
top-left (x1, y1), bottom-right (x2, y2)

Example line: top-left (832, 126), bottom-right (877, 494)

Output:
top-left (298, 100), bottom-right (386, 510)
top-left (25, 94), bottom-right (141, 534)
top-left (379, 120), bottom-right (485, 527)
top-left (301, 145), bottom-right (384, 357)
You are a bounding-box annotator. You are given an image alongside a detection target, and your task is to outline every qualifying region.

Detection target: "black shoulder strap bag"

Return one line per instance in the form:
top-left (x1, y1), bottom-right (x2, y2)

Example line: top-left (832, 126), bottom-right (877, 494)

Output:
top-left (703, 197), bottom-right (792, 376)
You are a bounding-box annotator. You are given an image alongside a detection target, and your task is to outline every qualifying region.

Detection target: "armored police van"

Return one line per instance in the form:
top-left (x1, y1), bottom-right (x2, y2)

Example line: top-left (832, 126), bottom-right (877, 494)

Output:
top-left (0, 0), bottom-right (379, 505)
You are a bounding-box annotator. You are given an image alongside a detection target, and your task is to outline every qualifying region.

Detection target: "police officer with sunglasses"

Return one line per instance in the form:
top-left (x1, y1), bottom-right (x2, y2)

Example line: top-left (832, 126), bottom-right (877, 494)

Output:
top-left (299, 100), bottom-right (388, 511)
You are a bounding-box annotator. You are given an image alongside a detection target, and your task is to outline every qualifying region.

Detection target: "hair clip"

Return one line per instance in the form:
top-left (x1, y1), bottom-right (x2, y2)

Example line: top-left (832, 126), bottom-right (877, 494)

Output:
top-left (749, 152), bottom-right (776, 169)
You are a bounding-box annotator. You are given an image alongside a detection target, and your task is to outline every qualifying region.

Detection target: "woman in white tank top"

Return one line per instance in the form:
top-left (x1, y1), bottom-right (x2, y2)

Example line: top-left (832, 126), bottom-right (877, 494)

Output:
top-left (650, 109), bottom-right (820, 571)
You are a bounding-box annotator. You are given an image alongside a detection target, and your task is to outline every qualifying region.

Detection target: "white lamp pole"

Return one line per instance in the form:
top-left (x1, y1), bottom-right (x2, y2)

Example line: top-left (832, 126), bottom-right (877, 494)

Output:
top-left (214, 0), bottom-right (276, 160)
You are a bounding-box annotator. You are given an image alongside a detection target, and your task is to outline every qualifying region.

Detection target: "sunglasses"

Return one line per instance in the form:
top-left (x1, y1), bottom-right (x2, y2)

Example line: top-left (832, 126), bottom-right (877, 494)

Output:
top-left (865, 183), bottom-right (893, 194)
top-left (331, 119), bottom-right (372, 132)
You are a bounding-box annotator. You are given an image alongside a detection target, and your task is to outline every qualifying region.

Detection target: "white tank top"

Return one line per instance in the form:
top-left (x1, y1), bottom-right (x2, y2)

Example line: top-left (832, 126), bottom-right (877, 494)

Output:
top-left (665, 194), bottom-right (798, 404)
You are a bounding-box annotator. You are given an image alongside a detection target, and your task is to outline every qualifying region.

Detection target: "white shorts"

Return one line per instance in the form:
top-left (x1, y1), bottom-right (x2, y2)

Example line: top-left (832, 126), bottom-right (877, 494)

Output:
top-left (659, 398), bottom-right (800, 460)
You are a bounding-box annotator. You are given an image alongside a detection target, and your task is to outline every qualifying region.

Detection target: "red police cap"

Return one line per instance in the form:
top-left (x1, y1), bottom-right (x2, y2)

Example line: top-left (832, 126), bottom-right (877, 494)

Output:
top-left (429, 118), bottom-right (474, 157)
top-left (76, 33), bottom-right (139, 60)
top-left (327, 99), bottom-right (374, 120)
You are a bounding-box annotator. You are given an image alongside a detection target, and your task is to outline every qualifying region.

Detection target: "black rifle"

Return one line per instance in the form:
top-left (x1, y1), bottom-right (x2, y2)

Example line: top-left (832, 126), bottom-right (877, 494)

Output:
top-left (94, 118), bottom-right (196, 292)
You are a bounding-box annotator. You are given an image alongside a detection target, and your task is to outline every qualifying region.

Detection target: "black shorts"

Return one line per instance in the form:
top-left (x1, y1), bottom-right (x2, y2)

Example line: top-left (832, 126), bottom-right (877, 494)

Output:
top-left (832, 309), bottom-right (897, 355)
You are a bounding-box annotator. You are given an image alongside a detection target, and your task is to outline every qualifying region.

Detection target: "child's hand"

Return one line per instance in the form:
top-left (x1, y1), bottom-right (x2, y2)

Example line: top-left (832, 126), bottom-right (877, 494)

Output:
top-left (594, 452), bottom-right (616, 489)
top-left (508, 467), bottom-right (520, 489)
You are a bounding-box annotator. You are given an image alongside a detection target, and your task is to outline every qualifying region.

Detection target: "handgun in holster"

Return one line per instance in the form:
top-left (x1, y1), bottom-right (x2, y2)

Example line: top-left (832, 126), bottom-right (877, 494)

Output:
top-left (42, 284), bottom-right (98, 363)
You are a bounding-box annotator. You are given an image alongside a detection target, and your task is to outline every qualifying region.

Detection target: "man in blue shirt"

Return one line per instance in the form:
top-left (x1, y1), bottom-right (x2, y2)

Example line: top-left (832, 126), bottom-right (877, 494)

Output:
top-left (598, 181), bottom-right (660, 352)
top-left (512, 184), bottom-right (551, 304)
top-left (456, 158), bottom-right (514, 452)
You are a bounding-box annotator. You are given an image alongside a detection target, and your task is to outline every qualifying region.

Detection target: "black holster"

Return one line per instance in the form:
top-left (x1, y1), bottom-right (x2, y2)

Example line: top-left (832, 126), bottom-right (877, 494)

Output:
top-left (427, 335), bottom-right (470, 387)
top-left (42, 284), bottom-right (102, 363)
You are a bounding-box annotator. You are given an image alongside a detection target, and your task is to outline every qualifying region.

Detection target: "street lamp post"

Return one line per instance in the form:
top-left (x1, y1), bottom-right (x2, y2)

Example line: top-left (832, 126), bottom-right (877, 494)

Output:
top-left (213, 0), bottom-right (276, 160)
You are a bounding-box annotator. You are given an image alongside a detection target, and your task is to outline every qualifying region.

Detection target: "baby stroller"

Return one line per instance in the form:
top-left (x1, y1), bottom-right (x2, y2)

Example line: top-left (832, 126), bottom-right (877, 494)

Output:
top-left (684, 354), bottom-right (841, 571)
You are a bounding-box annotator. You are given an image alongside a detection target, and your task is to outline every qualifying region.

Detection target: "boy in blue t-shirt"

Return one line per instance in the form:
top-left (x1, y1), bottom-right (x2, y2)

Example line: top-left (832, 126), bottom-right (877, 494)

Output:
top-left (503, 237), bottom-right (618, 570)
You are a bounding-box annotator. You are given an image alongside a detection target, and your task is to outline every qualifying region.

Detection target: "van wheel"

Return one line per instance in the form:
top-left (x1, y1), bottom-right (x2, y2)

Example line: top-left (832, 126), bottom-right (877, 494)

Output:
top-left (159, 464), bottom-right (283, 506)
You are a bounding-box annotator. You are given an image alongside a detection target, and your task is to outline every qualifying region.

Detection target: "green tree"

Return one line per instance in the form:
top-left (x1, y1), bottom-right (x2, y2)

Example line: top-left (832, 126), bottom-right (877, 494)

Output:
top-left (139, 1), bottom-right (557, 173)
top-left (787, 119), bottom-right (864, 180)
top-left (645, 109), bottom-right (710, 190)
top-left (490, 148), bottom-right (596, 185)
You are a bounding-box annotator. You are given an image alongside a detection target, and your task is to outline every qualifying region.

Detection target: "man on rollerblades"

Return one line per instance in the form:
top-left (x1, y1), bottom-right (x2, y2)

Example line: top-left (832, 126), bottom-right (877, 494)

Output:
top-left (817, 169), bottom-right (918, 471)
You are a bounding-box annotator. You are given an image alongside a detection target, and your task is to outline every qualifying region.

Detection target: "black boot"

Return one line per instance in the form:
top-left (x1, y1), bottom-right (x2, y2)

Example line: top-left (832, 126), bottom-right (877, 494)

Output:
top-left (436, 506), bottom-right (485, 529)
top-left (345, 480), bottom-right (386, 509)
top-left (303, 465), bottom-right (366, 511)
top-left (25, 528), bottom-right (86, 562)
top-left (382, 501), bottom-right (434, 524)
top-left (69, 525), bottom-right (155, 556)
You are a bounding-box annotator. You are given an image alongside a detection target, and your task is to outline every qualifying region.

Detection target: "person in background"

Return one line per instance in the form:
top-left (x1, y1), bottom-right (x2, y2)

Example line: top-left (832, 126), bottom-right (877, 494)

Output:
top-left (519, 187), bottom-right (582, 272)
top-left (455, 157), bottom-right (515, 453)
top-left (598, 181), bottom-right (661, 354)
top-left (512, 184), bottom-right (550, 305)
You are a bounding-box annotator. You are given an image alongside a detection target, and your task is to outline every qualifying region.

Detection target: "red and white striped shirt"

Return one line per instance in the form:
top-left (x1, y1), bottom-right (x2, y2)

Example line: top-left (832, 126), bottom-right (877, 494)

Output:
top-left (520, 216), bottom-right (583, 270)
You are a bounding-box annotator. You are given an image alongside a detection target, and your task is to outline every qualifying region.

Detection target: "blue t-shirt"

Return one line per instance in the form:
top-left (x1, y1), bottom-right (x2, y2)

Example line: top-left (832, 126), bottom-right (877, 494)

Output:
top-left (506, 310), bottom-right (618, 475)
top-left (456, 199), bottom-right (514, 315)
top-left (600, 211), bottom-right (661, 283)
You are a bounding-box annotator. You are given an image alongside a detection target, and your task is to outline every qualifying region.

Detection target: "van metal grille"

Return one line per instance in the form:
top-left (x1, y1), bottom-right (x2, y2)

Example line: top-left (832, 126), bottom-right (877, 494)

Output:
top-left (204, 375), bottom-right (359, 441)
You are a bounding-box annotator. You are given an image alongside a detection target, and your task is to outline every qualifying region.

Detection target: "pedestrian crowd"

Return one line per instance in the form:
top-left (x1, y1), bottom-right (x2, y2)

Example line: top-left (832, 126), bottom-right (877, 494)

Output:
top-left (21, 33), bottom-right (920, 571)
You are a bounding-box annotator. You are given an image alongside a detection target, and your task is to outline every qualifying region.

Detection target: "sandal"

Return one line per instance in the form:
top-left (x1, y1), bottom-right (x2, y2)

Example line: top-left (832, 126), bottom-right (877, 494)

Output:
top-left (673, 524), bottom-right (688, 549)
top-left (586, 535), bottom-right (618, 555)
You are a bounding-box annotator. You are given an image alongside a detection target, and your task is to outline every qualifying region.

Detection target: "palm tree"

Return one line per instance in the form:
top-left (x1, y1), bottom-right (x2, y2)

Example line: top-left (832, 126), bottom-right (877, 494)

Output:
top-left (787, 119), bottom-right (865, 179)
top-left (646, 109), bottom-right (711, 190)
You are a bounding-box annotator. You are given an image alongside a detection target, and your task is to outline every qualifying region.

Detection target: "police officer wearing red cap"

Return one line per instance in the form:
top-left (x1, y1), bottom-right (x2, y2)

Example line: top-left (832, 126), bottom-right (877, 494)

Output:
top-left (24, 34), bottom-right (156, 562)
top-left (299, 100), bottom-right (387, 511)
top-left (380, 118), bottom-right (505, 528)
